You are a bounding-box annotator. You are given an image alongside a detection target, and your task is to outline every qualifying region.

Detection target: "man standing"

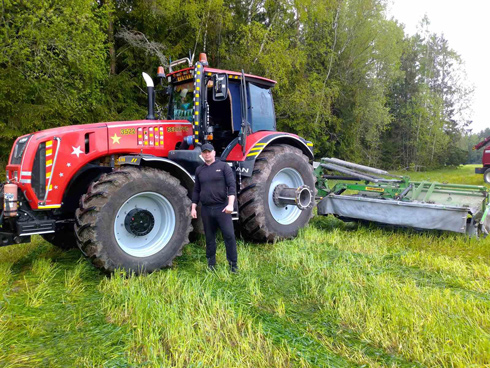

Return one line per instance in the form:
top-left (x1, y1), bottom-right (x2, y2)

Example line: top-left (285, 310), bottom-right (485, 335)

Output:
top-left (191, 143), bottom-right (238, 272)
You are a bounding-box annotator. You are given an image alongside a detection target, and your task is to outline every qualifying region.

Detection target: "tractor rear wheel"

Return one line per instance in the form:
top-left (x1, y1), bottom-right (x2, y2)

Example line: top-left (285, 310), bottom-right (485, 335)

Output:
top-left (238, 144), bottom-right (315, 242)
top-left (484, 168), bottom-right (490, 184)
top-left (75, 166), bottom-right (192, 274)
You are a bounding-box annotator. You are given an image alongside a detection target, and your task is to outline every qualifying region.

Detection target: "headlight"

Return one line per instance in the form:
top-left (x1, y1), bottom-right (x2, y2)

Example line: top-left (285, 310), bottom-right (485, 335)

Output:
top-left (10, 135), bottom-right (32, 165)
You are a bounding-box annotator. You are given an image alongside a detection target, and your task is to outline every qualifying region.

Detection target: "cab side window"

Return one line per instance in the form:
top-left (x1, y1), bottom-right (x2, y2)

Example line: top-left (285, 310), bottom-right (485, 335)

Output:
top-left (249, 83), bottom-right (275, 132)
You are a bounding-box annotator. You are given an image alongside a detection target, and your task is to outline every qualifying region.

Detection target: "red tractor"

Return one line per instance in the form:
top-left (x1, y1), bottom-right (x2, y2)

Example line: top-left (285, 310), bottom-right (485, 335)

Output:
top-left (1, 53), bottom-right (315, 273)
top-left (474, 136), bottom-right (490, 183)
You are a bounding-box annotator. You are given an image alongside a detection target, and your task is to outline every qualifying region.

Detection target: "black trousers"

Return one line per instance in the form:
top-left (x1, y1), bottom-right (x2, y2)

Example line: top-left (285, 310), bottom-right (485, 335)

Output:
top-left (201, 205), bottom-right (237, 266)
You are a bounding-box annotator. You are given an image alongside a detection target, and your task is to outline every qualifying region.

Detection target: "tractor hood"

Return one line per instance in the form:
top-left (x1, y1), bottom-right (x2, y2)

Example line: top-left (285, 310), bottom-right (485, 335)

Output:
top-left (6, 119), bottom-right (192, 209)
top-left (6, 122), bottom-right (109, 209)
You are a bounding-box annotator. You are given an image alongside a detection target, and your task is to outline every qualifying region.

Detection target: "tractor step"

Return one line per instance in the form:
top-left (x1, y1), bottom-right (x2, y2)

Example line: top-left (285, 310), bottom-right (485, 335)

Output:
top-left (17, 219), bottom-right (56, 236)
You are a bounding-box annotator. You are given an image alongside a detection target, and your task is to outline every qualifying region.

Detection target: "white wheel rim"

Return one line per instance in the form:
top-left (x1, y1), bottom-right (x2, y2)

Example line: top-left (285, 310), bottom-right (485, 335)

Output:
top-left (268, 168), bottom-right (304, 225)
top-left (114, 192), bottom-right (175, 257)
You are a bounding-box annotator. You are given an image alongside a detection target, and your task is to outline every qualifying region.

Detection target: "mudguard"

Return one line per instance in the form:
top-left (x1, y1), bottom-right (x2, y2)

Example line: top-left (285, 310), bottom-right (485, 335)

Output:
top-left (222, 132), bottom-right (314, 177)
top-left (118, 154), bottom-right (195, 194)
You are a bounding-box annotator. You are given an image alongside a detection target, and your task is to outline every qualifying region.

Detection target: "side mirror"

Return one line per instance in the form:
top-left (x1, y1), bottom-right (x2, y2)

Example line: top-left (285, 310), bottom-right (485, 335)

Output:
top-left (212, 73), bottom-right (228, 101)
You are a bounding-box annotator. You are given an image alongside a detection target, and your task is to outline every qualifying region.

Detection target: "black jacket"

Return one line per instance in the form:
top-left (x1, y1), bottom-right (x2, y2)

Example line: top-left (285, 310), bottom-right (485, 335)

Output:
top-left (192, 160), bottom-right (236, 206)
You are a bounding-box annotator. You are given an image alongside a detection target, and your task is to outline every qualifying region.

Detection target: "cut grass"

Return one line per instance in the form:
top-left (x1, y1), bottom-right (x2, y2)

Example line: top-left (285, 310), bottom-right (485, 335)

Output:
top-left (0, 165), bottom-right (489, 367)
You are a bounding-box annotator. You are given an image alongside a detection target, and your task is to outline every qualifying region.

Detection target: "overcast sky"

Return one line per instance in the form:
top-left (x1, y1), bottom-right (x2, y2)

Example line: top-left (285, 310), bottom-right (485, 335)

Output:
top-left (386, 0), bottom-right (490, 133)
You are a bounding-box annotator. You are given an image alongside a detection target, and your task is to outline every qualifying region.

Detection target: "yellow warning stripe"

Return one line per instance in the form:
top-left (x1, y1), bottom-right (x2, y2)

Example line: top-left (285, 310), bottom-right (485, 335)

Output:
top-left (46, 149), bottom-right (53, 155)
top-left (46, 159), bottom-right (53, 166)
top-left (307, 143), bottom-right (313, 147)
top-left (247, 142), bottom-right (268, 156)
top-left (38, 204), bottom-right (61, 209)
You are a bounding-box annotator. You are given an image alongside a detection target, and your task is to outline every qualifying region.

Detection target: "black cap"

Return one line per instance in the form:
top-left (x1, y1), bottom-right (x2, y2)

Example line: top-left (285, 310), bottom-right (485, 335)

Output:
top-left (201, 143), bottom-right (214, 152)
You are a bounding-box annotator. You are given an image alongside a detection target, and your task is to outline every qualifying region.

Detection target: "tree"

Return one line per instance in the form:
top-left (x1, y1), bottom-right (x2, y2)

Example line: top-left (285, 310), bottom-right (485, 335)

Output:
top-left (0, 0), bottom-right (108, 162)
top-left (382, 16), bottom-right (473, 169)
top-left (327, 0), bottom-right (404, 166)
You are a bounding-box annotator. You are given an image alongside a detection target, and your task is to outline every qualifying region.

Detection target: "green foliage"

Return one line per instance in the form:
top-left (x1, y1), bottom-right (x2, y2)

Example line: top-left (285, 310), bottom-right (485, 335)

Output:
top-left (0, 0), bottom-right (473, 170)
top-left (0, 0), bottom-right (108, 163)
top-left (460, 128), bottom-right (490, 164)
top-left (329, 0), bottom-right (404, 165)
top-left (382, 17), bottom-right (472, 169)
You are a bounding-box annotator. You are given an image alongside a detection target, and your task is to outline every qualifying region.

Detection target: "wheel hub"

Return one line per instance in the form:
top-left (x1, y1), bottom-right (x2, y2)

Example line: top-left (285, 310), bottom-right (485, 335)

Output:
top-left (268, 167), bottom-right (306, 225)
top-left (124, 208), bottom-right (155, 236)
top-left (272, 184), bottom-right (313, 210)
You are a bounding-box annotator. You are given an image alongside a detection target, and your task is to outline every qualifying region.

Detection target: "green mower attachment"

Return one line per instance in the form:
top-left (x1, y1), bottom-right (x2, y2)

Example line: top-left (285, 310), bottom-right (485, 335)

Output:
top-left (315, 158), bottom-right (490, 237)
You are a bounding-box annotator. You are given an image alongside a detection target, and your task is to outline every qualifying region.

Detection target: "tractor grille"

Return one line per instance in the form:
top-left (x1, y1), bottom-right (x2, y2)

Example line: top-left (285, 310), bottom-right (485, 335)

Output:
top-left (32, 142), bottom-right (46, 200)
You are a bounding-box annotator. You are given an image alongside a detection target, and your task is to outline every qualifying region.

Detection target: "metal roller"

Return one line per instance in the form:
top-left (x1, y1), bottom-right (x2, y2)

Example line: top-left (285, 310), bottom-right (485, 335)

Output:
top-left (320, 163), bottom-right (380, 183)
top-left (322, 158), bottom-right (402, 178)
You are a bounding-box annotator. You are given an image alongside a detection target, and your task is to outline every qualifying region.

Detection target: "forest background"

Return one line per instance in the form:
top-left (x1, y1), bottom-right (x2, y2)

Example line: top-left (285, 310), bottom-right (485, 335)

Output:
top-left (0, 0), bottom-right (486, 169)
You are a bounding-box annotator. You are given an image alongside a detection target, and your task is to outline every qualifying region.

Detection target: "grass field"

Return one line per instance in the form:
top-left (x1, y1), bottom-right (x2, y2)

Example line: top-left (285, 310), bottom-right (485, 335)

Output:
top-left (1, 165), bottom-right (489, 367)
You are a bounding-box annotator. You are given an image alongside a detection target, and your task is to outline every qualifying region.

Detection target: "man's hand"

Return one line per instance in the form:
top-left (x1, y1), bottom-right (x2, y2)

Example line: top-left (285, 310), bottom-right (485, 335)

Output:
top-left (222, 204), bottom-right (234, 214)
top-left (191, 204), bottom-right (197, 219)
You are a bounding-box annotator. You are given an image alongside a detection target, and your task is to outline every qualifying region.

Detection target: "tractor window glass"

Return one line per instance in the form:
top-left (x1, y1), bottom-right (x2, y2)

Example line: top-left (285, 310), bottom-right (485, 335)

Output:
top-left (170, 81), bottom-right (194, 122)
top-left (249, 83), bottom-right (275, 132)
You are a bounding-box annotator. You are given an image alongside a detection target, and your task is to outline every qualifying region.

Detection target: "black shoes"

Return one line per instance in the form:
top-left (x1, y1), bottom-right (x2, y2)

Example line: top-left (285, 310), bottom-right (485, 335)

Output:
top-left (206, 263), bottom-right (238, 273)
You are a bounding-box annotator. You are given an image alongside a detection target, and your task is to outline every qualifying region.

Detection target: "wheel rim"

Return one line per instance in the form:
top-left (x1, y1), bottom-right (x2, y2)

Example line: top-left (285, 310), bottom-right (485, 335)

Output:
top-left (485, 172), bottom-right (490, 183)
top-left (114, 192), bottom-right (176, 257)
top-left (268, 168), bottom-right (304, 225)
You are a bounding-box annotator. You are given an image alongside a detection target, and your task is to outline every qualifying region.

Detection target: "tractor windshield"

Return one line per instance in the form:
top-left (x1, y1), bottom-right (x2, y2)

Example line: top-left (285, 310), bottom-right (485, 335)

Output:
top-left (169, 81), bottom-right (194, 122)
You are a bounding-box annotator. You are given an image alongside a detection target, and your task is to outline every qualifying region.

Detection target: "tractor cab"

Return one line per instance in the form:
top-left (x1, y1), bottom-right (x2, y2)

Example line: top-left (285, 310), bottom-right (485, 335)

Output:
top-left (165, 53), bottom-right (277, 158)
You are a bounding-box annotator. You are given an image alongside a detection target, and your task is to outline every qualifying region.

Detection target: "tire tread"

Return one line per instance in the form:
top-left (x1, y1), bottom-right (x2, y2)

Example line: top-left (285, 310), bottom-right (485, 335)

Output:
top-left (74, 166), bottom-right (192, 273)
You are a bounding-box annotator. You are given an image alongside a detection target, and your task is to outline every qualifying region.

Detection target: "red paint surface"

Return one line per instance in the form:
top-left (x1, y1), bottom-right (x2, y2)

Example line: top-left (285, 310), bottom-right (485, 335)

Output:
top-left (7, 120), bottom-right (192, 209)
top-left (226, 131), bottom-right (302, 161)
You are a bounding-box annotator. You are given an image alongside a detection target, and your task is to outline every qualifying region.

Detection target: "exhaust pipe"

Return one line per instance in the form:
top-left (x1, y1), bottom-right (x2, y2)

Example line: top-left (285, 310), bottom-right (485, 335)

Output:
top-left (273, 184), bottom-right (313, 210)
top-left (142, 72), bottom-right (155, 120)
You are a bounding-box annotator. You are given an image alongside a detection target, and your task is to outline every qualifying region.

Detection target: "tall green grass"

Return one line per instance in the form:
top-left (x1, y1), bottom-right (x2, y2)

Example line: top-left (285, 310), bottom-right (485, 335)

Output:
top-left (1, 166), bottom-right (489, 367)
top-left (397, 164), bottom-right (487, 186)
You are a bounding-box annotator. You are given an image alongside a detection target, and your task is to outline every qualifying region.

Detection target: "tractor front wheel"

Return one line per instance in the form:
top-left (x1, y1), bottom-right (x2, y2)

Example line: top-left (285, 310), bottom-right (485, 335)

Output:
top-left (238, 144), bottom-right (315, 242)
top-left (75, 166), bottom-right (192, 274)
